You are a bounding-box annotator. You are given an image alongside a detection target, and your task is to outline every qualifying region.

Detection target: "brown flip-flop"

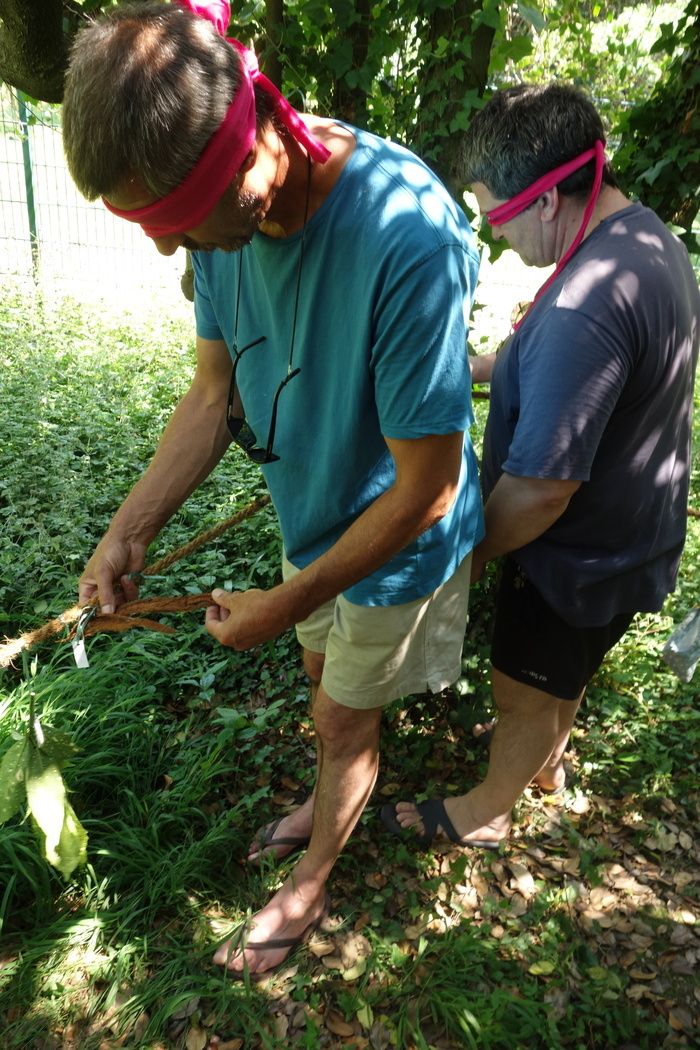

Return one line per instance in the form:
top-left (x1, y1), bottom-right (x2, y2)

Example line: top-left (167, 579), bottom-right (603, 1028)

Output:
top-left (222, 893), bottom-right (331, 981)
top-left (248, 816), bottom-right (310, 863)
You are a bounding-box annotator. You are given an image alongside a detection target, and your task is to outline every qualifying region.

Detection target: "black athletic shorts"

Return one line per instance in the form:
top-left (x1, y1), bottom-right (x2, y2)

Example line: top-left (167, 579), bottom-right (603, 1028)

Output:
top-left (490, 558), bottom-right (635, 700)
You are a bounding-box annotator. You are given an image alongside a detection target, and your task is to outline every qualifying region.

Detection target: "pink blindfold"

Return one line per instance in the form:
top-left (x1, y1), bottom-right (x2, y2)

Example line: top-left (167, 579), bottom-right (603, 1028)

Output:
top-left (484, 140), bottom-right (606, 331)
top-left (104, 3), bottom-right (330, 238)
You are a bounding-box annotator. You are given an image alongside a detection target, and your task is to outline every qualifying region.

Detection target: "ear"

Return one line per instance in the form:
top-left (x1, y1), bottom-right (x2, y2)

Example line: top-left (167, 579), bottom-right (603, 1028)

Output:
top-left (239, 147), bottom-right (257, 174)
top-left (539, 188), bottom-right (560, 222)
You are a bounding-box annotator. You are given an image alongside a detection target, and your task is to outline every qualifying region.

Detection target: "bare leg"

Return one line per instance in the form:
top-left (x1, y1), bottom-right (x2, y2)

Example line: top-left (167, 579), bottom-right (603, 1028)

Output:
top-left (216, 687), bottom-right (382, 974)
top-left (394, 669), bottom-right (568, 844)
top-left (532, 691), bottom-right (583, 791)
top-left (248, 647), bottom-right (323, 861)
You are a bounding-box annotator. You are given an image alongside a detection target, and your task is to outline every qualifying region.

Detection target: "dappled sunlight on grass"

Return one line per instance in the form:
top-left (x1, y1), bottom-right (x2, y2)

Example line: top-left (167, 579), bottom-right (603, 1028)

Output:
top-left (0, 287), bottom-right (698, 1046)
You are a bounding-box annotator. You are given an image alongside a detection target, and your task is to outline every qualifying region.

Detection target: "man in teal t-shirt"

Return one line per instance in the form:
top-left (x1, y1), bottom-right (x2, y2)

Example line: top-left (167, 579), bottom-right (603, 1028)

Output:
top-left (63, 2), bottom-right (483, 977)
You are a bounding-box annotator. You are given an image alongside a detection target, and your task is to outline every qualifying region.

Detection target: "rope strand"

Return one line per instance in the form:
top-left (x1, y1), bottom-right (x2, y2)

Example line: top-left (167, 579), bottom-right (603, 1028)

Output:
top-left (0, 494), bottom-right (271, 668)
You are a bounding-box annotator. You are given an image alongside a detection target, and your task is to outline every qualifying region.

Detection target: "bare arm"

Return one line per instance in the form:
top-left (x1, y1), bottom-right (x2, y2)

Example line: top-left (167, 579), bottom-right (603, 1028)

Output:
top-left (79, 336), bottom-right (233, 611)
top-left (469, 351), bottom-right (497, 384)
top-left (470, 472), bottom-right (582, 582)
top-left (205, 430), bottom-right (465, 648)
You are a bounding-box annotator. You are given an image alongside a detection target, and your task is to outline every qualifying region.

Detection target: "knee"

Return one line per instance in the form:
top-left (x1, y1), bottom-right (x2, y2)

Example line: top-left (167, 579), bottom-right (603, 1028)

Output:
top-left (313, 692), bottom-right (381, 751)
top-left (492, 670), bottom-right (558, 719)
top-left (303, 647), bottom-right (325, 685)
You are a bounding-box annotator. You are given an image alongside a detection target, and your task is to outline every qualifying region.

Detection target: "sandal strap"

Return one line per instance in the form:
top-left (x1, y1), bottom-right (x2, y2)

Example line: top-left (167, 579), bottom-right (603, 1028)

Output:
top-left (416, 798), bottom-right (462, 845)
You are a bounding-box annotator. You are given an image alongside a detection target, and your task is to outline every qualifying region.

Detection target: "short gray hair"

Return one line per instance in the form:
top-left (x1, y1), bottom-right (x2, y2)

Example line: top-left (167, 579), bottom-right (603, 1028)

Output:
top-left (63, 2), bottom-right (273, 200)
top-left (463, 83), bottom-right (617, 201)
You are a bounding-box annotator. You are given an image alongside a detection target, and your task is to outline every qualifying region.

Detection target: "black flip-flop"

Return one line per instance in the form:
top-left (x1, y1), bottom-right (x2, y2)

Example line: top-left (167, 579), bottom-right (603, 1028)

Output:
top-left (380, 798), bottom-right (501, 851)
top-left (222, 893), bottom-right (331, 981)
top-left (248, 817), bottom-right (310, 863)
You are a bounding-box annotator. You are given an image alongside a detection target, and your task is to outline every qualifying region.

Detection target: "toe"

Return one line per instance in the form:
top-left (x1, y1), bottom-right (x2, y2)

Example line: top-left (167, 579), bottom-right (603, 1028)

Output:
top-left (394, 801), bottom-right (425, 834)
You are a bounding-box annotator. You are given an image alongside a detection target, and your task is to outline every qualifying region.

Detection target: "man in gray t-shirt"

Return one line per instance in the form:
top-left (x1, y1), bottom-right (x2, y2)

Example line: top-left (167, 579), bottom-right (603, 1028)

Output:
top-left (382, 83), bottom-right (699, 854)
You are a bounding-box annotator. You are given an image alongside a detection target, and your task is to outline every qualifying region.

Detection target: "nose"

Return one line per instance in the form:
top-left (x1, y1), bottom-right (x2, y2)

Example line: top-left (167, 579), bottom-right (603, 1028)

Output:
top-left (491, 225), bottom-right (505, 241)
top-left (150, 235), bottom-right (183, 256)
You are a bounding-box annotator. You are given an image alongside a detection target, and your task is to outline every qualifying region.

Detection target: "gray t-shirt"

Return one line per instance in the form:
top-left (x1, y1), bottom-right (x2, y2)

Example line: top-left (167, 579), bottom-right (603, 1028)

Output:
top-left (482, 203), bottom-right (700, 626)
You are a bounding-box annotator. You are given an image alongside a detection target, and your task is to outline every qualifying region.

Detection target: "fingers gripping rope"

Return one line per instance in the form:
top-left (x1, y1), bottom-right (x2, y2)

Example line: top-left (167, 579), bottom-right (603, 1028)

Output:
top-left (0, 495), bottom-right (271, 668)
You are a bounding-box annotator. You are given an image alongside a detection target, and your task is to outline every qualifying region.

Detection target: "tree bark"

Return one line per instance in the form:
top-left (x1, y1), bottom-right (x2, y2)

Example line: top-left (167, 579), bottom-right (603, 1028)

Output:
top-left (331, 0), bottom-right (371, 127)
top-left (0, 0), bottom-right (68, 102)
top-left (415, 0), bottom-right (495, 197)
top-left (262, 0), bottom-right (283, 89)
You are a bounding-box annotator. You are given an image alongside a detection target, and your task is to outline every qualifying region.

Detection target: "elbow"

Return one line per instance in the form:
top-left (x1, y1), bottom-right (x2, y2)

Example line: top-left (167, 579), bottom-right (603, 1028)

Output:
top-left (421, 481), bottom-right (460, 531)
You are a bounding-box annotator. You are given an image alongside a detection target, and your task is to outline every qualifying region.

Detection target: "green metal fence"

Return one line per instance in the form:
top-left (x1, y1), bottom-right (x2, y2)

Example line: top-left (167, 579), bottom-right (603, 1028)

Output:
top-left (0, 87), bottom-right (186, 306)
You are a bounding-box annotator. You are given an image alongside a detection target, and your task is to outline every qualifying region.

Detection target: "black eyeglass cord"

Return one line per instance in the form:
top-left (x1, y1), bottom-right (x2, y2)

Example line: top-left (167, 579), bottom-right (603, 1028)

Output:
top-left (232, 151), bottom-right (312, 375)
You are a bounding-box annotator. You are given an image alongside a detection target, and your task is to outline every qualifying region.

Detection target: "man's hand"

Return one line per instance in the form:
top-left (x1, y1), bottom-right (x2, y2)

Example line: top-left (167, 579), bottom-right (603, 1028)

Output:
top-left (78, 534), bottom-right (148, 613)
top-left (204, 586), bottom-right (294, 650)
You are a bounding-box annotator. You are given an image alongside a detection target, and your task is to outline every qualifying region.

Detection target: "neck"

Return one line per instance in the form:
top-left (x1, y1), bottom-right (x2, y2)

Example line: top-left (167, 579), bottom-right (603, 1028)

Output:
top-left (555, 184), bottom-right (631, 263)
top-left (258, 127), bottom-right (316, 235)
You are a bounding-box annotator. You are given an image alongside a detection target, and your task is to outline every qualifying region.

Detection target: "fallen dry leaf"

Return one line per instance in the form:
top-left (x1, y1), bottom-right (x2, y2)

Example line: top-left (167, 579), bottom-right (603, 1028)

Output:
top-left (668, 1006), bottom-right (694, 1032)
top-left (307, 937), bottom-right (336, 958)
top-left (272, 1015), bottom-right (288, 1040)
top-left (403, 923), bottom-right (428, 939)
top-left (589, 887), bottom-right (617, 910)
top-left (325, 1010), bottom-right (355, 1037)
top-left (185, 1025), bottom-right (207, 1050)
top-left (673, 871), bottom-right (694, 891)
top-left (341, 959), bottom-right (367, 981)
top-left (338, 931), bottom-right (371, 968)
top-left (508, 860), bottom-right (536, 898)
top-left (353, 911), bottom-right (370, 931)
top-left (321, 955), bottom-right (344, 970)
top-left (643, 829), bottom-right (678, 852)
top-left (364, 872), bottom-right (387, 890)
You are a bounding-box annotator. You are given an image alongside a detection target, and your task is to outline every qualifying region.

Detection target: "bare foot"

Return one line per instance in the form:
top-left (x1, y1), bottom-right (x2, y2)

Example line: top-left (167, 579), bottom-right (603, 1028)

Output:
top-left (248, 799), bottom-right (315, 863)
top-left (531, 762), bottom-right (567, 794)
top-left (393, 796), bottom-right (509, 846)
top-left (472, 719), bottom-right (496, 740)
top-left (213, 878), bottom-right (328, 976)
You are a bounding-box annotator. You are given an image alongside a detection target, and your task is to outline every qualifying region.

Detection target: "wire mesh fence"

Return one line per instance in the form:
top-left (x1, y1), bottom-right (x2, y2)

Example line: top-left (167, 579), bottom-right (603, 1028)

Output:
top-left (0, 84), bottom-right (544, 338)
top-left (0, 87), bottom-right (189, 311)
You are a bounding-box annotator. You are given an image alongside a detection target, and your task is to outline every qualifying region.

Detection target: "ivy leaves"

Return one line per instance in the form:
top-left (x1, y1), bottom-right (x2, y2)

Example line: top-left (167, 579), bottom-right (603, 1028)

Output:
top-left (0, 724), bottom-right (86, 879)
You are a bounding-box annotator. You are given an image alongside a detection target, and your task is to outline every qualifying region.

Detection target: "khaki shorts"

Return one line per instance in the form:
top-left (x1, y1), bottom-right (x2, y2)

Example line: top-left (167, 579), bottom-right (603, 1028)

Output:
top-left (282, 552), bottom-right (472, 710)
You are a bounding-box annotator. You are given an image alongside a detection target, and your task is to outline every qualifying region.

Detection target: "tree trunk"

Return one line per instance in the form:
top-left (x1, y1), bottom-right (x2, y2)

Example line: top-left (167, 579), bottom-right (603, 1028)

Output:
top-left (0, 0), bottom-right (68, 103)
top-left (331, 0), bottom-right (371, 127)
top-left (262, 0), bottom-right (284, 89)
top-left (415, 0), bottom-right (495, 197)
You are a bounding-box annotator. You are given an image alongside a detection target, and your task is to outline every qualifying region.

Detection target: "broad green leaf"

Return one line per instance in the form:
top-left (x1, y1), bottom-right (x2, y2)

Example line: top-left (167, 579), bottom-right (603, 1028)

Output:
top-left (528, 959), bottom-right (556, 975)
top-left (54, 801), bottom-right (88, 879)
top-left (25, 746), bottom-right (66, 861)
top-left (39, 729), bottom-right (80, 767)
top-left (518, 3), bottom-right (546, 33)
top-left (0, 738), bottom-right (29, 824)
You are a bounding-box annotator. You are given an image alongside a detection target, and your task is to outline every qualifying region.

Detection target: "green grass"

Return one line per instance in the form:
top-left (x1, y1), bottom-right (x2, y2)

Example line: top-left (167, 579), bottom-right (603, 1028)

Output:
top-left (1, 286), bottom-right (698, 1048)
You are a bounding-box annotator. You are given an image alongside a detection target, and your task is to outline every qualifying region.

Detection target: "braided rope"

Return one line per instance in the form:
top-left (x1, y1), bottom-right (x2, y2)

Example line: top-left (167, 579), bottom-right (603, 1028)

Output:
top-left (0, 494), bottom-right (271, 668)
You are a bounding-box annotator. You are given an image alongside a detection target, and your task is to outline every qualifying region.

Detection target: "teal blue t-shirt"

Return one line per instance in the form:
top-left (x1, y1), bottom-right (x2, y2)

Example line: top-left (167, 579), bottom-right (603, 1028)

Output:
top-left (193, 123), bottom-right (484, 605)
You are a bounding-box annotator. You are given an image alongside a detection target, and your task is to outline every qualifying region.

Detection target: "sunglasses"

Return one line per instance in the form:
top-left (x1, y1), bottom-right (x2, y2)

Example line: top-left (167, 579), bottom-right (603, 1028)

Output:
top-left (226, 336), bottom-right (301, 464)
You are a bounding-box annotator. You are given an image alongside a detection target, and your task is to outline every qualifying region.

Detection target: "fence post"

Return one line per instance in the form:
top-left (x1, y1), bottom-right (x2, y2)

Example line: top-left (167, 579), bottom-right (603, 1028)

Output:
top-left (16, 92), bottom-right (40, 279)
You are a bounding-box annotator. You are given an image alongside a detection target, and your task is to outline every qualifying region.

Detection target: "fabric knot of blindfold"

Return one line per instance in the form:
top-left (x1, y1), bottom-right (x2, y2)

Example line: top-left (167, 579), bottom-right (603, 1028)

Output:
top-left (103, 33), bottom-right (331, 238)
top-left (485, 139), bottom-right (606, 331)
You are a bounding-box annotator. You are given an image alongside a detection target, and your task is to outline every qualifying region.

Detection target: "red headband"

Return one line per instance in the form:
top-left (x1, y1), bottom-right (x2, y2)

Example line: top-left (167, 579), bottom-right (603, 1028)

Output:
top-left (104, 3), bottom-right (330, 238)
top-left (485, 140), bottom-right (606, 331)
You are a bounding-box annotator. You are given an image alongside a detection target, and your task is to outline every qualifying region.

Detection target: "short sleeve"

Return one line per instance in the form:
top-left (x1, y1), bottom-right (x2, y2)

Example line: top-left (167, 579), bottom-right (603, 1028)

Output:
top-left (372, 243), bottom-right (478, 439)
top-left (192, 255), bottom-right (225, 342)
top-left (504, 307), bottom-right (634, 481)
